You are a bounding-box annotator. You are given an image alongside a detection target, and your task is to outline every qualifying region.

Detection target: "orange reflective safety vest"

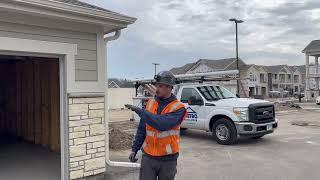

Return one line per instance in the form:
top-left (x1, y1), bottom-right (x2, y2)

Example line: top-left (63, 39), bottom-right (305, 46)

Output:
top-left (142, 98), bottom-right (186, 157)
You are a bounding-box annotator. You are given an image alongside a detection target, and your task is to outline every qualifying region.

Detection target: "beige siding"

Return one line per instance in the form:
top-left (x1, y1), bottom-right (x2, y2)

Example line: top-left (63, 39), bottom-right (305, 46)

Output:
top-left (0, 21), bottom-right (98, 81)
top-left (76, 70), bottom-right (98, 81)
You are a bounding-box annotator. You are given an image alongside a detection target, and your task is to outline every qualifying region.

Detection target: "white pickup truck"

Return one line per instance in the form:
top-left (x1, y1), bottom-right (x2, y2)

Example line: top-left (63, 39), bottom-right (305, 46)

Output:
top-left (133, 83), bottom-right (278, 145)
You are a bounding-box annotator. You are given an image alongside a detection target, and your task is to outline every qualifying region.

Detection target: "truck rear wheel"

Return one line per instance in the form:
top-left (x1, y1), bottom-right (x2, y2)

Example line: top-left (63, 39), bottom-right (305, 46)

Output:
top-left (212, 118), bottom-right (237, 145)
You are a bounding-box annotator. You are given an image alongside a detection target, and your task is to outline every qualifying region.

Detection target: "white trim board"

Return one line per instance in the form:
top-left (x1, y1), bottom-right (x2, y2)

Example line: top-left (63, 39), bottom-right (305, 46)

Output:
top-left (0, 36), bottom-right (104, 93)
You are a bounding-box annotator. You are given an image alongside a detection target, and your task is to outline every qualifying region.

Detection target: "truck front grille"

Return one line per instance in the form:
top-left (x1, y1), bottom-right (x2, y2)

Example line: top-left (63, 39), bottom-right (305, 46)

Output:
top-left (248, 103), bottom-right (275, 124)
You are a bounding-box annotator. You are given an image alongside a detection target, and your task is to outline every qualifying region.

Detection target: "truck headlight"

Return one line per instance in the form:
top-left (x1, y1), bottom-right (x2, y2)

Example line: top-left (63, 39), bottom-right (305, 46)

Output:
top-left (233, 107), bottom-right (248, 121)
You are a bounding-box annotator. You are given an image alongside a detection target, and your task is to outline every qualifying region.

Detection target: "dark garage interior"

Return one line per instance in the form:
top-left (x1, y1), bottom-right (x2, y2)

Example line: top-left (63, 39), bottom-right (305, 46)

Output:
top-left (0, 55), bottom-right (61, 180)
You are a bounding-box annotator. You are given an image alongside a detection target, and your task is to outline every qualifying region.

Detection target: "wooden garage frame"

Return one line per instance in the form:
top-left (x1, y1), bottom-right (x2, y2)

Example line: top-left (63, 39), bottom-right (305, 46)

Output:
top-left (0, 36), bottom-right (77, 180)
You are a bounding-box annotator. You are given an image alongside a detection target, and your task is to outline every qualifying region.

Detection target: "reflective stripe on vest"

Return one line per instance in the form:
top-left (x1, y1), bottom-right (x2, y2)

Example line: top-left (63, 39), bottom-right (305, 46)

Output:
top-left (166, 144), bottom-right (173, 155)
top-left (157, 130), bottom-right (179, 138)
top-left (146, 130), bottom-right (155, 137)
top-left (147, 98), bottom-right (156, 112)
top-left (145, 129), bottom-right (179, 139)
top-left (168, 101), bottom-right (182, 113)
top-left (142, 142), bottom-right (147, 148)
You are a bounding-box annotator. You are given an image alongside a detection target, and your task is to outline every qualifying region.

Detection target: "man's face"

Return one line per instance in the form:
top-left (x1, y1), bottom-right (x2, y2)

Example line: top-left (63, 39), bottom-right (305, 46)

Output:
top-left (155, 83), bottom-right (172, 98)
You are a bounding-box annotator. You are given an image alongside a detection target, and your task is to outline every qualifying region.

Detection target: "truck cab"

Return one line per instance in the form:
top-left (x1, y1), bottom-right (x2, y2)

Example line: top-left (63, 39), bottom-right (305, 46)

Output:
top-left (175, 83), bottom-right (278, 144)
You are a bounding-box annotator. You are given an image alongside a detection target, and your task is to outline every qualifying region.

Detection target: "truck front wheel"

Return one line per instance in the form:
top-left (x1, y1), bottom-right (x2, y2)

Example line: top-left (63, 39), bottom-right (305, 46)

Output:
top-left (212, 118), bottom-right (237, 145)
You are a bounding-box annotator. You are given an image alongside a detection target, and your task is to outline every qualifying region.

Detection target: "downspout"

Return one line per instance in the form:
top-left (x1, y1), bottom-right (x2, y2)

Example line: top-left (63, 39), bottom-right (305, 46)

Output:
top-left (104, 30), bottom-right (140, 168)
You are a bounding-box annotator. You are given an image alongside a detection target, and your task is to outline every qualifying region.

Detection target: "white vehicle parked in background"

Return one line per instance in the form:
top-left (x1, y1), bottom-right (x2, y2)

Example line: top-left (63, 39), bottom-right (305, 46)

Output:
top-left (132, 71), bottom-right (278, 145)
top-left (316, 96), bottom-right (320, 105)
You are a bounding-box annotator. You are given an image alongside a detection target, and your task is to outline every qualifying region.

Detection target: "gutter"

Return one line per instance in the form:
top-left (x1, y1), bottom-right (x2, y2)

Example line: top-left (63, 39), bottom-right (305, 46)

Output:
top-left (104, 30), bottom-right (141, 168)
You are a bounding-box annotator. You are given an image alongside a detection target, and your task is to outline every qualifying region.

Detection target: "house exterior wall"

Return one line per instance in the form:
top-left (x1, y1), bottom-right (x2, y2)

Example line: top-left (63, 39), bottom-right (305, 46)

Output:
top-left (0, 1), bottom-right (136, 179)
top-left (68, 96), bottom-right (106, 179)
top-left (270, 68), bottom-right (301, 93)
top-left (0, 21), bottom-right (98, 81)
top-left (108, 88), bottom-right (135, 109)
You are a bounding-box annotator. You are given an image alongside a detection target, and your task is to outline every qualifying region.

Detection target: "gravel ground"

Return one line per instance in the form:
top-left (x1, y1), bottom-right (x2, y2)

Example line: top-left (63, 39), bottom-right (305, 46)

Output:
top-left (109, 121), bottom-right (137, 150)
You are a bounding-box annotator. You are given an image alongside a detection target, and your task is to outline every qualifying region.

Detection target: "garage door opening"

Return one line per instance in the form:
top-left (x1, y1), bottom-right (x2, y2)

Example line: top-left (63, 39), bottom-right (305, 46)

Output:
top-left (0, 55), bottom-right (61, 180)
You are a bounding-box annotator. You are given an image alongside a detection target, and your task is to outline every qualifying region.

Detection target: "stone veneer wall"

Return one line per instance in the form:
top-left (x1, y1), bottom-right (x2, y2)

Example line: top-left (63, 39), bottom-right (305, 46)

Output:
top-left (68, 97), bottom-right (106, 179)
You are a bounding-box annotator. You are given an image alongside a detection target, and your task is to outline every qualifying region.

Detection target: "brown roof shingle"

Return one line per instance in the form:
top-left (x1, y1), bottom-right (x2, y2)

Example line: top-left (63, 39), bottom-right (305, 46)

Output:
top-left (170, 58), bottom-right (248, 75)
top-left (53, 0), bottom-right (114, 13)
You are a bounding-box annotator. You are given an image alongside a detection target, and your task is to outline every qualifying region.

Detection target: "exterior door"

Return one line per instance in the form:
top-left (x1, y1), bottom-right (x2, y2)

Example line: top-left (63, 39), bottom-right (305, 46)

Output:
top-left (249, 87), bottom-right (255, 97)
top-left (180, 88), bottom-right (206, 130)
top-left (261, 87), bottom-right (266, 96)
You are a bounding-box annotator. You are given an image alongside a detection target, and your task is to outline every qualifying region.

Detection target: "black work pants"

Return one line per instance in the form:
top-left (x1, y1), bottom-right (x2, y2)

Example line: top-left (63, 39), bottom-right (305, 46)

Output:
top-left (139, 154), bottom-right (177, 180)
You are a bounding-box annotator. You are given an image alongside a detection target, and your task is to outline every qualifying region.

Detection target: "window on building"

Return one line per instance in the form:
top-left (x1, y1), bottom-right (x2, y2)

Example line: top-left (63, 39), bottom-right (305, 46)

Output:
top-left (279, 74), bottom-right (285, 83)
top-left (287, 74), bottom-right (292, 83)
top-left (249, 72), bottom-right (254, 81)
top-left (294, 75), bottom-right (299, 83)
top-left (274, 74), bottom-right (278, 80)
top-left (260, 73), bottom-right (266, 83)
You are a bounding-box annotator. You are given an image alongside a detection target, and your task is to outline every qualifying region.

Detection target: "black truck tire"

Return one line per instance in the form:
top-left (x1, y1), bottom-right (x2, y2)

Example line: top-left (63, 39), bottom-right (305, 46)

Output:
top-left (212, 118), bottom-right (237, 145)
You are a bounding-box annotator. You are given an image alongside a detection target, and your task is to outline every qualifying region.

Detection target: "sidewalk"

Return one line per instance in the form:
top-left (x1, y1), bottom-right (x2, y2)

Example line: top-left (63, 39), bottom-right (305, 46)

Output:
top-left (105, 166), bottom-right (139, 180)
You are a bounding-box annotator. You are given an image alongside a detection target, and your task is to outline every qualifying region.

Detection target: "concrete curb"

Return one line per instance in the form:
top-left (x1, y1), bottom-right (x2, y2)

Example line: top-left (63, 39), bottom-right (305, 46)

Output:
top-left (301, 108), bottom-right (320, 110)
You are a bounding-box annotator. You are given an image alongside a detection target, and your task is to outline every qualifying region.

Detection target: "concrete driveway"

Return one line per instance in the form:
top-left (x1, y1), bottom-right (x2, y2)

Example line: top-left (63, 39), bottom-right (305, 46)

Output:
top-left (107, 109), bottom-right (320, 180)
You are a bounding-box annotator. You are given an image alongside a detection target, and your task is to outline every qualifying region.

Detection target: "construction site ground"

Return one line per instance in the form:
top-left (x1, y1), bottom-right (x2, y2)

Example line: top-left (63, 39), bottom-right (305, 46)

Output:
top-left (106, 102), bottom-right (320, 180)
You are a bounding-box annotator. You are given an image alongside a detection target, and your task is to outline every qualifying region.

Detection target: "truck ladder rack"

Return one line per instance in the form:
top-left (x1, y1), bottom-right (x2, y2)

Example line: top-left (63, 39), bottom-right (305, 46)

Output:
top-left (133, 70), bottom-right (239, 96)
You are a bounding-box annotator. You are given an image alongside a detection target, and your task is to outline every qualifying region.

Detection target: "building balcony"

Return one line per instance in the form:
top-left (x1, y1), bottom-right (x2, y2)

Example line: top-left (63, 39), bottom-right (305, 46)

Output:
top-left (272, 79), bottom-right (280, 83)
top-left (308, 73), bottom-right (320, 78)
top-left (309, 66), bottom-right (320, 74)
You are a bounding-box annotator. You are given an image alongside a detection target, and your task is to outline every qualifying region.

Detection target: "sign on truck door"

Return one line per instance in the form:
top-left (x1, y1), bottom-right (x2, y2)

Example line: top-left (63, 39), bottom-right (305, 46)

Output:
top-left (180, 87), bottom-right (206, 130)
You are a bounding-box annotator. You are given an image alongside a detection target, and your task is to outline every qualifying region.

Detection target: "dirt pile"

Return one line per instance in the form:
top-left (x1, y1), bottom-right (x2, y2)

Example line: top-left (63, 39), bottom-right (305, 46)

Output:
top-left (291, 120), bottom-right (320, 127)
top-left (109, 128), bottom-right (134, 150)
top-left (274, 102), bottom-right (301, 112)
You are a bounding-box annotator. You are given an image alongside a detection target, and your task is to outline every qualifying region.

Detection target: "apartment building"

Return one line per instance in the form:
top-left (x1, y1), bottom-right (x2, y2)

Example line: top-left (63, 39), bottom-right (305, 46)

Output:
top-left (303, 40), bottom-right (320, 100)
top-left (170, 58), bottom-right (305, 97)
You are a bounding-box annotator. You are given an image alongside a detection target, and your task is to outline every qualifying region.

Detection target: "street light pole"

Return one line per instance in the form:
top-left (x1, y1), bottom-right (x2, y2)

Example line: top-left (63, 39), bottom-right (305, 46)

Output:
top-left (152, 63), bottom-right (160, 76)
top-left (229, 18), bottom-right (244, 96)
top-left (236, 21), bottom-right (239, 73)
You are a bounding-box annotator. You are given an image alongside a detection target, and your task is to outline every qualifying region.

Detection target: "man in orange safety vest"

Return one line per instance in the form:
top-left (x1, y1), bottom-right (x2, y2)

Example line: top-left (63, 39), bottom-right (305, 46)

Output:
top-left (125, 71), bottom-right (186, 180)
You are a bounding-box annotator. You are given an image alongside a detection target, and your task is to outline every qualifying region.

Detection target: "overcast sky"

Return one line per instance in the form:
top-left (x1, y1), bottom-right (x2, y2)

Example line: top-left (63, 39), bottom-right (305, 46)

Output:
top-left (82, 0), bottom-right (320, 79)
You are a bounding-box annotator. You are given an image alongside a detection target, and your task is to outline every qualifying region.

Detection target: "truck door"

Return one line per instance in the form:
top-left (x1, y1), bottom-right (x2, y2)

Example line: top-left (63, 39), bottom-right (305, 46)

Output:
top-left (180, 88), bottom-right (206, 130)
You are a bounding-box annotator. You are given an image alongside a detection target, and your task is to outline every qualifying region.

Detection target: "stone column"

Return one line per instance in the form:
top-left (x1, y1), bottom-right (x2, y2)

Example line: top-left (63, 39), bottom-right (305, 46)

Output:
top-left (305, 55), bottom-right (311, 100)
top-left (68, 96), bottom-right (106, 179)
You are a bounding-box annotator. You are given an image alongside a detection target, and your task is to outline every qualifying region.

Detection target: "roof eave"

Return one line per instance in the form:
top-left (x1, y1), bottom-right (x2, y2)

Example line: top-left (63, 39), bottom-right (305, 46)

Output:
top-left (2, 0), bottom-right (136, 30)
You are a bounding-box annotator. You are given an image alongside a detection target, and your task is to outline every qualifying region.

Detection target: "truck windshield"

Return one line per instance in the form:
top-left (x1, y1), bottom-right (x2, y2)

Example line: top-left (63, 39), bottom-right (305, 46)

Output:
top-left (197, 86), bottom-right (236, 101)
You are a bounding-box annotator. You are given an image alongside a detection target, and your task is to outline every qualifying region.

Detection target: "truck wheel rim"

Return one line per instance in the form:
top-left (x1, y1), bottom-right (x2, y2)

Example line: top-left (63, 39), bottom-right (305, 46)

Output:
top-left (216, 124), bottom-right (229, 141)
